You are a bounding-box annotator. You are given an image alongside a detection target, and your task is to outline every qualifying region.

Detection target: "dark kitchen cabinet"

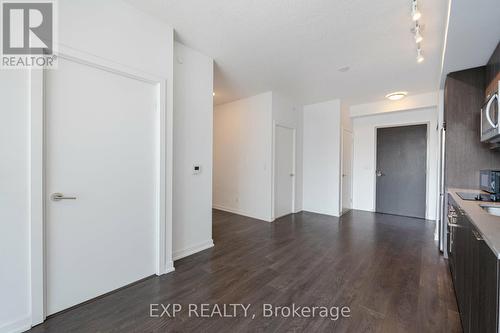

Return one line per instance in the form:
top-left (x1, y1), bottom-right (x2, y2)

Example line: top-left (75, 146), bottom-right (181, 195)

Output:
top-left (469, 225), bottom-right (499, 333)
top-left (452, 208), bottom-right (472, 331)
top-left (448, 196), bottom-right (499, 333)
top-left (473, 231), bottom-right (499, 333)
top-left (444, 42), bottom-right (500, 190)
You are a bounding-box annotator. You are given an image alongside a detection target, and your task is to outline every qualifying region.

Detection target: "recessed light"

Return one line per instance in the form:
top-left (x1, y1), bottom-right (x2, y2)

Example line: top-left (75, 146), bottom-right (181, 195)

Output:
top-left (385, 91), bottom-right (408, 101)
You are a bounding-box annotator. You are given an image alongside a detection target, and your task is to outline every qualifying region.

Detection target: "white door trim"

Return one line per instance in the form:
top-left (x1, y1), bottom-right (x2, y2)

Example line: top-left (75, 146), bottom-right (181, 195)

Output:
top-left (29, 45), bottom-right (173, 326)
top-left (340, 128), bottom-right (353, 215)
top-left (271, 123), bottom-right (296, 221)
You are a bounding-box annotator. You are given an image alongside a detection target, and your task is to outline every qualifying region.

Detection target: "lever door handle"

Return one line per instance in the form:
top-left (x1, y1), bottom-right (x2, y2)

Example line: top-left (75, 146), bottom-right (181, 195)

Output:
top-left (376, 170), bottom-right (384, 177)
top-left (51, 193), bottom-right (77, 201)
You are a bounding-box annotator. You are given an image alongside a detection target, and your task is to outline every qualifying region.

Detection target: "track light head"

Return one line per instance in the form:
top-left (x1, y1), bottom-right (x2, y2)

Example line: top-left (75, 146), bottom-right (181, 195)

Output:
top-left (414, 25), bottom-right (423, 43)
top-left (417, 47), bottom-right (424, 63)
top-left (412, 0), bottom-right (421, 21)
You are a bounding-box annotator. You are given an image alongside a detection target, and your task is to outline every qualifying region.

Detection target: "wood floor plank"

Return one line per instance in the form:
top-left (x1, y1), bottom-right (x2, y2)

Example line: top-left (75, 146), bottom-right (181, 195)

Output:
top-left (28, 210), bottom-right (461, 333)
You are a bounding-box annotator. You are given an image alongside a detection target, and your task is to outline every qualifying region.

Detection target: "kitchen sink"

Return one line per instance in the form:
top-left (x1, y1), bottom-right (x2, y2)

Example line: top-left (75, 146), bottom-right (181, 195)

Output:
top-left (480, 205), bottom-right (500, 217)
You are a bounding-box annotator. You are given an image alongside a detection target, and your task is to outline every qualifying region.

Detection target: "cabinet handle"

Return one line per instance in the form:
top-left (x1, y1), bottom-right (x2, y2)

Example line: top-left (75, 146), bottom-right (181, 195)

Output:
top-left (448, 223), bottom-right (461, 228)
top-left (472, 229), bottom-right (483, 241)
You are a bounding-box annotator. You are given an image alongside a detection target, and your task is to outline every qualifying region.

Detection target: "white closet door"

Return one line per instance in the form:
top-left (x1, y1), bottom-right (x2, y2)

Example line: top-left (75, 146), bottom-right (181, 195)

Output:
top-left (46, 58), bottom-right (157, 315)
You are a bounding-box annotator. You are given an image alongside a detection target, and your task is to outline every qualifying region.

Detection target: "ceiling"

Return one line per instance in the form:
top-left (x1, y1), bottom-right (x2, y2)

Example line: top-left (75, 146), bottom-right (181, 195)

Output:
top-left (440, 0), bottom-right (500, 86)
top-left (125, 0), bottom-right (449, 106)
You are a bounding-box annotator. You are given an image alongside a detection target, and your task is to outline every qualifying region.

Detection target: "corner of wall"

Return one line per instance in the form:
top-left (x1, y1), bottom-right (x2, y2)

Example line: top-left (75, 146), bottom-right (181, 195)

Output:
top-left (172, 239), bottom-right (214, 261)
top-left (172, 41), bottom-right (213, 262)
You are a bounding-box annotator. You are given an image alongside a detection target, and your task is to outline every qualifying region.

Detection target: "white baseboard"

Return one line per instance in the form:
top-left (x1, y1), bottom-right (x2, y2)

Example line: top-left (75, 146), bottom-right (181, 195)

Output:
top-left (212, 204), bottom-right (273, 222)
top-left (165, 260), bottom-right (175, 274)
top-left (173, 239), bottom-right (214, 261)
top-left (301, 208), bottom-right (340, 218)
top-left (0, 315), bottom-right (31, 333)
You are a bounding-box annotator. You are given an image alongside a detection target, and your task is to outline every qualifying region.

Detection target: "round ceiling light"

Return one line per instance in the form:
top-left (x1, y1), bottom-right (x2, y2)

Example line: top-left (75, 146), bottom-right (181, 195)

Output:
top-left (385, 91), bottom-right (408, 101)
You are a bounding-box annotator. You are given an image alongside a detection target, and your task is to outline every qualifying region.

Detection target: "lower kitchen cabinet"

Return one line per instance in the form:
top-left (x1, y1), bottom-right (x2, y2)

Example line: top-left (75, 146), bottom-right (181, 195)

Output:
top-left (475, 236), bottom-right (499, 333)
top-left (448, 196), bottom-right (499, 333)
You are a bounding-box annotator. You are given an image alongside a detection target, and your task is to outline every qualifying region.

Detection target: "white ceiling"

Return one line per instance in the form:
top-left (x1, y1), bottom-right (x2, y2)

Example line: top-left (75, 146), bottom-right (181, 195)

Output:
top-left (440, 0), bottom-right (500, 86)
top-left (125, 0), bottom-right (449, 106)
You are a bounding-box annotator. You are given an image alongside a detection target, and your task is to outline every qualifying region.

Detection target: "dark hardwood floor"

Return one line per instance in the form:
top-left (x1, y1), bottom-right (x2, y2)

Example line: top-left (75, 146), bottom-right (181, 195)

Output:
top-left (29, 210), bottom-right (461, 333)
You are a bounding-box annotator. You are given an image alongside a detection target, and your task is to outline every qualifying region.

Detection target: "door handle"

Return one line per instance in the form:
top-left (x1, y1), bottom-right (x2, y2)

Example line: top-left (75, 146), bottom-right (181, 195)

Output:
top-left (376, 170), bottom-right (384, 177)
top-left (290, 173), bottom-right (295, 177)
top-left (51, 193), bottom-right (77, 201)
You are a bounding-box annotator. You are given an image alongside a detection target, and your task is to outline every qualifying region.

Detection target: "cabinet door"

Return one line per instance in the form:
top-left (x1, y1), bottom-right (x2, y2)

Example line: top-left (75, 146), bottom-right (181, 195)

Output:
top-left (477, 236), bottom-right (499, 333)
top-left (470, 227), bottom-right (480, 333)
top-left (448, 198), bottom-right (458, 280)
top-left (455, 214), bottom-right (472, 332)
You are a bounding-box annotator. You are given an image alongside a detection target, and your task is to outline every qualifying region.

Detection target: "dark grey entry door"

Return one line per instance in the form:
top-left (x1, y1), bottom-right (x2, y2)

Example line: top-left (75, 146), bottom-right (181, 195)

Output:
top-left (376, 125), bottom-right (427, 218)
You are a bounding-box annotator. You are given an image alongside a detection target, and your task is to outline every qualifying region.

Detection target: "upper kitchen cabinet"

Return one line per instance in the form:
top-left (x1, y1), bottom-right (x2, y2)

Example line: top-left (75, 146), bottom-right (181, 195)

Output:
top-left (444, 41), bottom-right (500, 190)
top-left (486, 42), bottom-right (500, 99)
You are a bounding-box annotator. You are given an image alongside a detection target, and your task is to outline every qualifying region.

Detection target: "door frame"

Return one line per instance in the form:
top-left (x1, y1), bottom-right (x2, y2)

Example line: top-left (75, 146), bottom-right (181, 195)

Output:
top-left (271, 123), bottom-right (296, 220)
top-left (373, 122), bottom-right (430, 218)
top-left (29, 45), bottom-right (173, 325)
top-left (340, 128), bottom-right (353, 215)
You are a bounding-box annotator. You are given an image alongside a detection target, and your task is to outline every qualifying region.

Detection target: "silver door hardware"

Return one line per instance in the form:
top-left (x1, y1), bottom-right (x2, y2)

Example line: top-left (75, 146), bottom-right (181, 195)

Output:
top-left (51, 193), bottom-right (77, 201)
top-left (376, 170), bottom-right (384, 177)
top-left (290, 173), bottom-right (295, 177)
top-left (472, 229), bottom-right (483, 241)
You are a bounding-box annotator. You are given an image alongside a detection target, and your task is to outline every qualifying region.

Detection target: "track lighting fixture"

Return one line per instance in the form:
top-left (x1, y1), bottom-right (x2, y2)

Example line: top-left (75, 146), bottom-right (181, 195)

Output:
top-left (417, 47), bottom-right (424, 63)
top-left (411, 0), bottom-right (421, 21)
top-left (414, 24), bottom-right (423, 43)
top-left (411, 1), bottom-right (424, 63)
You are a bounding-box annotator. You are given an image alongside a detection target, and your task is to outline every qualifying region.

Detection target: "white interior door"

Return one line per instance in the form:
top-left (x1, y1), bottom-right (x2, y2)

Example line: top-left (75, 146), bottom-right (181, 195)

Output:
top-left (45, 58), bottom-right (158, 315)
top-left (342, 130), bottom-right (353, 213)
top-left (274, 125), bottom-right (295, 218)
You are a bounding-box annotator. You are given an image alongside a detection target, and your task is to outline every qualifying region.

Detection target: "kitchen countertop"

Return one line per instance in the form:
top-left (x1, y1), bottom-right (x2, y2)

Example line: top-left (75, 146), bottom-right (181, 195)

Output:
top-left (448, 188), bottom-right (500, 259)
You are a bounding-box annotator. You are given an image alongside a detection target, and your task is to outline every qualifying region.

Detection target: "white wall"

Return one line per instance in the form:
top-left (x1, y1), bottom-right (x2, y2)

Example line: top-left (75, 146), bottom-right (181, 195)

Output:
top-left (302, 99), bottom-right (342, 216)
top-left (272, 93), bottom-right (303, 213)
top-left (173, 42), bottom-right (214, 260)
top-left (341, 101), bottom-right (353, 132)
top-left (340, 102), bottom-right (353, 211)
top-left (0, 1), bottom-right (174, 331)
top-left (352, 107), bottom-right (439, 220)
top-left (213, 92), bottom-right (274, 221)
top-left (0, 71), bottom-right (31, 333)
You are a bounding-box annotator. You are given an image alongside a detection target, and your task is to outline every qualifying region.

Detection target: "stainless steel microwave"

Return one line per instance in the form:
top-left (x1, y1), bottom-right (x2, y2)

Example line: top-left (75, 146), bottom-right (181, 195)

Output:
top-left (481, 81), bottom-right (500, 143)
top-left (480, 169), bottom-right (500, 194)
